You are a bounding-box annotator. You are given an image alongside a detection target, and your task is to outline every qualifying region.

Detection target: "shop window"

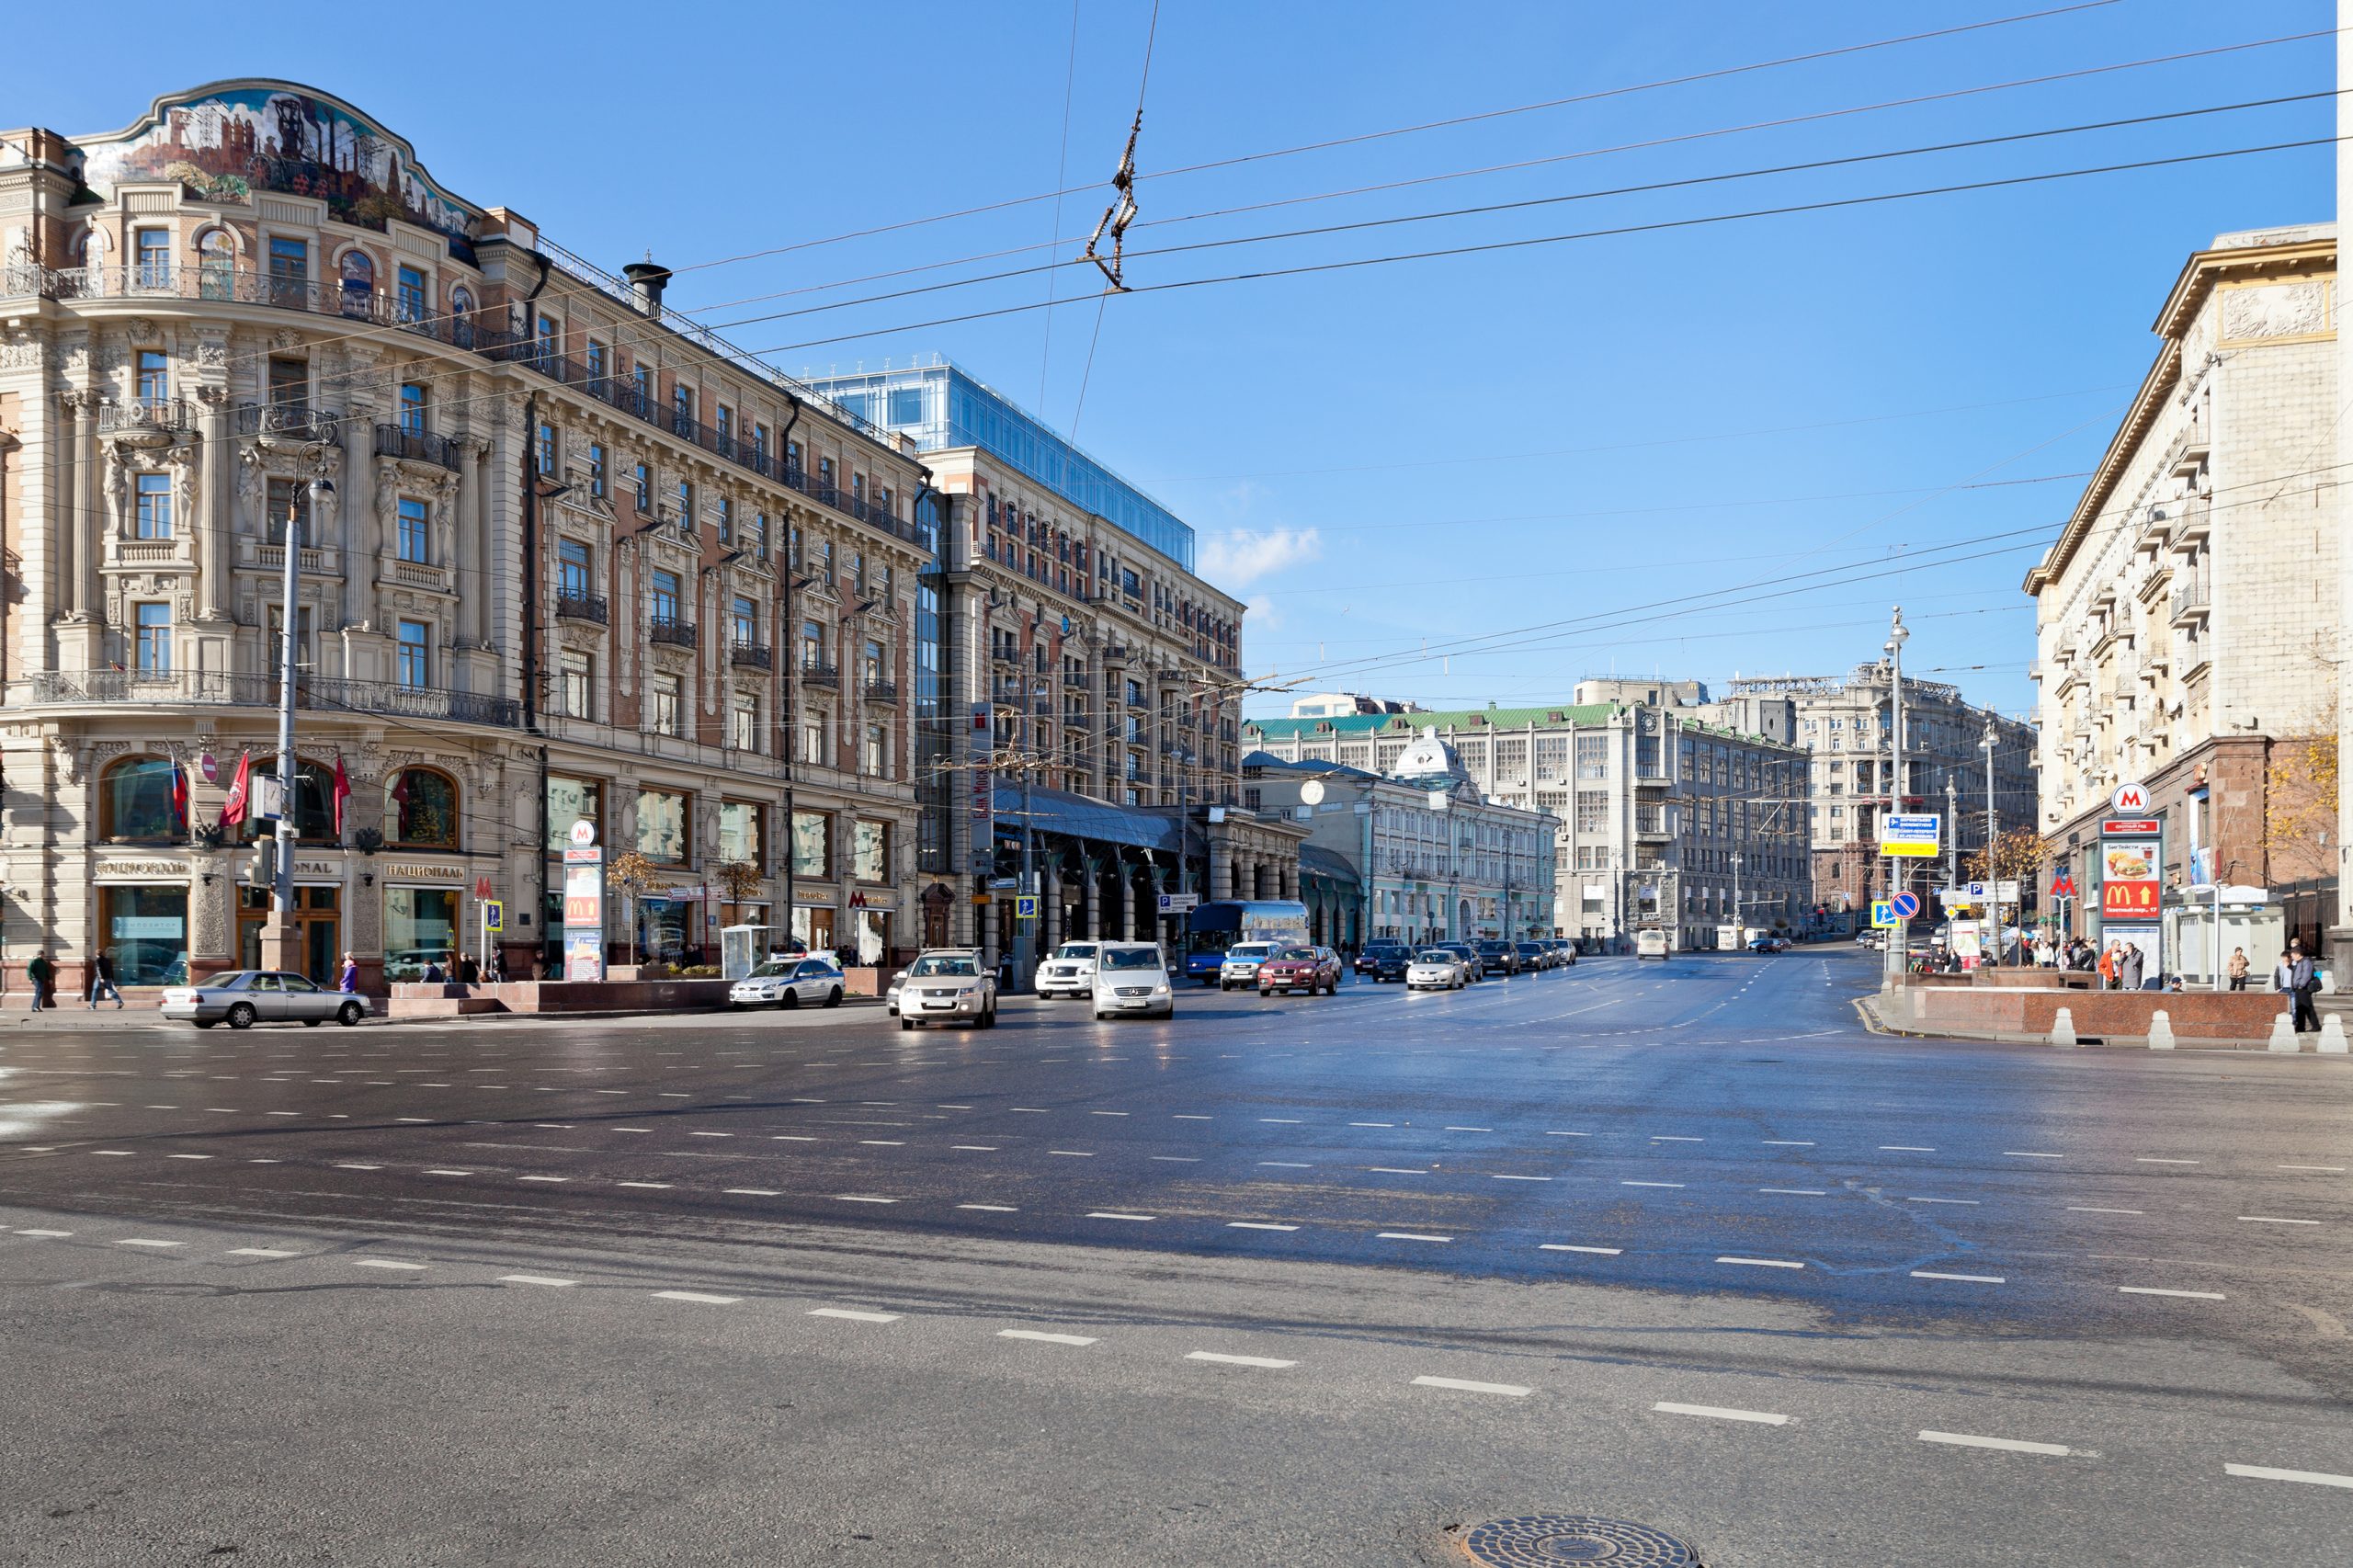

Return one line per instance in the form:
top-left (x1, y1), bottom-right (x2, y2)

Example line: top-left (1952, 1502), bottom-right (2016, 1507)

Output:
top-left (791, 811), bottom-right (831, 878)
top-left (635, 788), bottom-right (689, 865)
top-left (99, 756), bottom-right (185, 842)
top-left (853, 820), bottom-right (890, 883)
top-left (387, 767), bottom-right (460, 849)
top-left (719, 801), bottom-right (763, 867)
top-left (385, 888), bottom-right (459, 981)
top-left (101, 886), bottom-right (189, 986)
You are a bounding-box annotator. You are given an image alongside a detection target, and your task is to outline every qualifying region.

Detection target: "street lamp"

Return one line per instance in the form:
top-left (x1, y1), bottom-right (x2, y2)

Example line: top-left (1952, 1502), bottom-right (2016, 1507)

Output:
top-left (1979, 718), bottom-right (2001, 966)
top-left (1730, 852), bottom-right (1743, 949)
top-left (260, 461), bottom-right (333, 974)
top-left (1881, 608), bottom-right (1910, 984)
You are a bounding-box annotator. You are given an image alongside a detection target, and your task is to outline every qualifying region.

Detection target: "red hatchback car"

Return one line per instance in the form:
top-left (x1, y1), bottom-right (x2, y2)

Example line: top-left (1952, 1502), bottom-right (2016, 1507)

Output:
top-left (1256, 944), bottom-right (1342, 996)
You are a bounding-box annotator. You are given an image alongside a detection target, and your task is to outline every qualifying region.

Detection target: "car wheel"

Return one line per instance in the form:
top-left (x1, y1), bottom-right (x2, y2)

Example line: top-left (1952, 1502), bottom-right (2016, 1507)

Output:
top-left (194, 1019), bottom-right (216, 1029)
top-left (226, 1002), bottom-right (256, 1030)
top-left (900, 1017), bottom-right (915, 1031)
top-left (337, 1002), bottom-right (363, 1027)
top-left (300, 1017), bottom-right (323, 1027)
top-left (824, 988), bottom-right (843, 1009)
top-left (980, 1004), bottom-right (996, 1029)
top-left (782, 990), bottom-right (801, 1010)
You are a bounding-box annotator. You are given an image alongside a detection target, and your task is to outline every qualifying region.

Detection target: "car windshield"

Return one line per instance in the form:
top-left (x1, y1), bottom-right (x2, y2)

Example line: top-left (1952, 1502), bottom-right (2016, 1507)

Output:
top-left (747, 960), bottom-right (796, 978)
top-left (1056, 944), bottom-right (1098, 960)
top-left (1099, 948), bottom-right (1161, 971)
top-left (1415, 950), bottom-right (1455, 962)
top-left (908, 956), bottom-right (978, 978)
top-left (212, 972), bottom-right (256, 990)
top-left (1226, 944), bottom-right (1272, 960)
top-left (1273, 948), bottom-right (1318, 961)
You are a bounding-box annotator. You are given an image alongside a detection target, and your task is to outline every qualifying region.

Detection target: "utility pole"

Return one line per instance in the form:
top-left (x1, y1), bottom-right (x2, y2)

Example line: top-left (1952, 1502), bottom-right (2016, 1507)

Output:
top-left (1882, 606), bottom-right (1910, 985)
top-left (1981, 717), bottom-right (2002, 967)
top-left (259, 462), bottom-right (332, 975)
top-left (1946, 776), bottom-right (1960, 895)
top-left (1010, 675), bottom-right (1040, 993)
top-left (1730, 852), bottom-right (1743, 948)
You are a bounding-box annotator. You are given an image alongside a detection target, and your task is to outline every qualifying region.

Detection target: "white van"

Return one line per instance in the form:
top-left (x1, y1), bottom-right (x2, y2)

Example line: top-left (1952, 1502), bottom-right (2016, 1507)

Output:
top-left (1634, 928), bottom-right (1671, 961)
top-left (1092, 942), bottom-right (1175, 1020)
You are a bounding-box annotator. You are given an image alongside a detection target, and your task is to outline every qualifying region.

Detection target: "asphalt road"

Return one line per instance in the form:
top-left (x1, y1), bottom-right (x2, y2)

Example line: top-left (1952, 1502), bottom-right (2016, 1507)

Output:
top-left (5, 948), bottom-right (2348, 1565)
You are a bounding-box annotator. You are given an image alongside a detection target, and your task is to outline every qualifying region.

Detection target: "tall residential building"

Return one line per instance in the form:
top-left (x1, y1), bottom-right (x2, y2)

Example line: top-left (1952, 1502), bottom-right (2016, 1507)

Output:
top-left (1243, 683), bottom-right (1810, 950)
top-left (802, 360), bottom-right (1297, 965)
top-left (0, 80), bottom-right (936, 994)
top-left (1723, 667), bottom-right (2036, 915)
top-left (2023, 223), bottom-right (2339, 947)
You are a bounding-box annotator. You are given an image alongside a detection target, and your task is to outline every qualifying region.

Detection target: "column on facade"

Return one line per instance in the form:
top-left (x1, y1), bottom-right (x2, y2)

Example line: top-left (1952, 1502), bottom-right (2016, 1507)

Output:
top-left (1041, 850), bottom-right (1064, 954)
top-left (66, 391), bottom-right (99, 622)
top-left (459, 437), bottom-right (487, 647)
top-left (197, 389), bottom-right (234, 620)
top-left (1079, 853), bottom-right (1100, 939)
top-left (1207, 835), bottom-right (1230, 903)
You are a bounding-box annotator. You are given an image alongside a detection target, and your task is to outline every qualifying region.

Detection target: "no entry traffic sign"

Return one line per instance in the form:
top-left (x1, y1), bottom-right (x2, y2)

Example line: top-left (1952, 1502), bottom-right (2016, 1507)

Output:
top-left (1891, 892), bottom-right (1921, 920)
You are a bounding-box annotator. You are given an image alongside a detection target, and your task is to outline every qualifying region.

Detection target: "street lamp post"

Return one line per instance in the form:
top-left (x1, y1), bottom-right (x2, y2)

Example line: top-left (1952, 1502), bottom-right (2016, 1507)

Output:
top-left (1979, 718), bottom-right (2001, 966)
top-left (1882, 607), bottom-right (1910, 985)
top-left (260, 464), bottom-right (332, 975)
top-left (1730, 852), bottom-right (1743, 949)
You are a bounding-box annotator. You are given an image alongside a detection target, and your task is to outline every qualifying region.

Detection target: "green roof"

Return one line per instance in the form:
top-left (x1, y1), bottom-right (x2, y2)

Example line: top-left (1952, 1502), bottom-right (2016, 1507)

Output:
top-left (1243, 702), bottom-right (1620, 738)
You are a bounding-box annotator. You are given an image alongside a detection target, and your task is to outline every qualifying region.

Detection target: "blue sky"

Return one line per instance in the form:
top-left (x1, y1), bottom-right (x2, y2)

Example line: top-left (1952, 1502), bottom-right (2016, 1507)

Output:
top-left (11, 1), bottom-right (2333, 720)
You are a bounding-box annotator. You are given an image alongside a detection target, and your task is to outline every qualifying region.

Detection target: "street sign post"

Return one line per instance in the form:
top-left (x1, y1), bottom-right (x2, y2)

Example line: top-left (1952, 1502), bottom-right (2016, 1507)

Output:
top-left (1156, 892), bottom-right (1199, 915)
top-left (1891, 892), bottom-right (1921, 920)
top-left (480, 898), bottom-right (503, 975)
top-left (1878, 814), bottom-right (1942, 858)
top-left (1870, 901), bottom-right (1897, 928)
top-left (1014, 894), bottom-right (1039, 921)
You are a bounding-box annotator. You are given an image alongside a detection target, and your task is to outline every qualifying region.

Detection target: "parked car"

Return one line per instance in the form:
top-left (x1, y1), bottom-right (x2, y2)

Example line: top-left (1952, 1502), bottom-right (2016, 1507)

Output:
top-left (1406, 948), bottom-right (1472, 990)
top-left (1034, 940), bottom-right (1102, 1001)
top-left (895, 949), bottom-right (997, 1029)
top-left (1218, 941), bottom-right (1277, 992)
top-left (1092, 941), bottom-right (1175, 1020)
top-left (729, 956), bottom-right (846, 1009)
top-left (1472, 939), bottom-right (1519, 977)
top-left (1545, 938), bottom-right (1577, 968)
top-left (160, 971), bottom-right (367, 1029)
top-left (1257, 945), bottom-right (1341, 997)
top-left (1355, 940), bottom-right (1412, 981)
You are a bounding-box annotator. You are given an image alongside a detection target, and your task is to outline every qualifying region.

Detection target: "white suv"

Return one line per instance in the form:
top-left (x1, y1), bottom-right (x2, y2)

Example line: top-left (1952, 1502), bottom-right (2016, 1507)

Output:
top-left (1034, 941), bottom-right (1101, 1001)
top-left (1092, 942), bottom-right (1175, 1020)
top-left (1218, 941), bottom-right (1276, 992)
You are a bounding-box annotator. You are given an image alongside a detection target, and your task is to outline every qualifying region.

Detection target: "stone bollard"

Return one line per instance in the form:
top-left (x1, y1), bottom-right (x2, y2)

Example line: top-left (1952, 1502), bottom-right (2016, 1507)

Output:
top-left (2268, 1012), bottom-right (2301, 1053)
top-left (2146, 1010), bottom-right (2175, 1051)
top-left (2319, 1014), bottom-right (2349, 1055)
top-left (2050, 1006), bottom-right (2077, 1048)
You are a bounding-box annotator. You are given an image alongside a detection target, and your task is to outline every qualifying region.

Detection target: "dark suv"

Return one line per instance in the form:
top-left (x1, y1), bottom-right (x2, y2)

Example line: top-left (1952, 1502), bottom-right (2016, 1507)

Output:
top-left (1472, 939), bottom-right (1518, 977)
top-left (1356, 941), bottom-right (1413, 983)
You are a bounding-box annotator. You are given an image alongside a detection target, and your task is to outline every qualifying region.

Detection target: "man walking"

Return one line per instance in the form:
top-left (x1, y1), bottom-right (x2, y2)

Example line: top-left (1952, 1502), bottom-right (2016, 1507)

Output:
top-left (2119, 939), bottom-right (2146, 994)
top-left (2227, 947), bottom-right (2250, 993)
top-left (87, 949), bottom-right (123, 1009)
top-left (2277, 942), bottom-right (2320, 1033)
top-left (25, 949), bottom-right (54, 1012)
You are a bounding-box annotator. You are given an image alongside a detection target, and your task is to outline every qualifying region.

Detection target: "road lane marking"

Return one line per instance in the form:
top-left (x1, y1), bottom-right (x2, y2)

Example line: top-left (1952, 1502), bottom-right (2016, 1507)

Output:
top-left (834, 1195), bottom-right (897, 1204)
top-left (16, 1229), bottom-right (74, 1238)
top-left (1093, 1111), bottom-right (1131, 1118)
top-left (1000, 1329), bottom-right (1097, 1346)
top-left (1919, 1430), bottom-right (2071, 1457)
top-left (1444, 1126), bottom-right (1493, 1132)
top-left (93, 1151), bottom-right (134, 1156)
top-left (2068, 1206), bottom-right (2143, 1215)
top-left (352, 1259), bottom-right (426, 1271)
top-left (1257, 1161), bottom-right (1313, 1168)
top-left (1378, 1232), bottom-right (1451, 1243)
top-left (1349, 1121), bottom-right (1393, 1128)
top-left (1621, 1180), bottom-right (1685, 1188)
top-left (1881, 1145), bottom-right (1937, 1152)
top-left (1187, 1352), bottom-right (1295, 1369)
top-left (773, 1135), bottom-right (817, 1142)
top-left (1491, 1174), bottom-right (1552, 1182)
top-left (1913, 1270), bottom-right (2006, 1284)
top-left (809, 1307), bottom-right (901, 1324)
top-left (616, 1181), bottom-right (673, 1189)
top-left (2224, 1463), bottom-right (2353, 1490)
top-left (1048, 1150), bottom-right (1095, 1157)
top-left (332, 1164), bottom-right (381, 1171)
top-left (1651, 1136), bottom-right (1703, 1142)
top-left (1540, 1244), bottom-right (1621, 1256)
top-left (1760, 1140), bottom-right (1815, 1146)
top-left (2279, 1165), bottom-right (2347, 1172)
top-left (2004, 1151), bottom-right (2063, 1159)
top-left (1654, 1402), bottom-right (1789, 1426)
top-left (116, 1239), bottom-right (183, 1248)
top-left (499, 1275), bottom-right (576, 1288)
top-left (1759, 1187), bottom-right (1827, 1196)
top-left (858, 1141), bottom-right (904, 1147)
top-left (1172, 1114), bottom-right (1212, 1120)
top-left (517, 1176), bottom-right (568, 1183)
top-left (165, 1154), bottom-right (213, 1161)
top-left (1544, 1131), bottom-right (1591, 1137)
top-left (1151, 1156), bottom-right (1202, 1163)
top-left (2119, 1286), bottom-right (2225, 1300)
top-left (1368, 1167), bottom-right (1427, 1175)
top-left (1088, 1212), bottom-right (1156, 1222)
top-left (957, 1203), bottom-right (1019, 1212)
top-left (2238, 1216), bottom-right (2321, 1225)
top-left (1413, 1375), bottom-right (1530, 1398)
top-left (950, 1145), bottom-right (998, 1152)
top-left (654, 1290), bottom-right (738, 1305)
top-left (723, 1188), bottom-right (780, 1196)
top-left (424, 1169), bottom-right (473, 1176)
top-left (1905, 1197), bottom-right (1979, 1205)
top-left (226, 1247), bottom-right (299, 1257)
top-left (1259, 1118), bottom-right (1301, 1124)
top-left (1718, 1256), bottom-right (1804, 1269)
top-left (1228, 1221), bottom-right (1299, 1232)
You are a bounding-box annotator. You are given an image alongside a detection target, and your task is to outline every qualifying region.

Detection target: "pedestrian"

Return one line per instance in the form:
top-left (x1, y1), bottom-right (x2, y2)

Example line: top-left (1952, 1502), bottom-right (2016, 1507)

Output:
top-left (2226, 947), bottom-right (2249, 993)
top-left (2277, 943), bottom-right (2320, 1033)
top-left (338, 952), bottom-right (359, 994)
top-left (422, 955), bottom-right (445, 983)
top-left (87, 949), bottom-right (123, 1009)
top-left (2119, 941), bottom-right (2146, 993)
top-left (25, 949), bottom-right (54, 1012)
top-left (455, 951), bottom-right (479, 985)
top-left (484, 950), bottom-right (505, 984)
top-left (2097, 943), bottom-right (2118, 990)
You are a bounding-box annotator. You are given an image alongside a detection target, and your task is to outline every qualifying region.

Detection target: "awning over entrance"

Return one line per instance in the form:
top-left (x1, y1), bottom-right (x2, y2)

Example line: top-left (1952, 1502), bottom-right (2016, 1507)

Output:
top-left (992, 783), bottom-right (1185, 855)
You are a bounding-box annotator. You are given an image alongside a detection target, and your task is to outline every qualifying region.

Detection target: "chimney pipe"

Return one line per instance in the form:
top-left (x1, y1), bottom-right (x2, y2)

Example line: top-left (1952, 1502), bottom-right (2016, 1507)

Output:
top-left (623, 259), bottom-right (672, 319)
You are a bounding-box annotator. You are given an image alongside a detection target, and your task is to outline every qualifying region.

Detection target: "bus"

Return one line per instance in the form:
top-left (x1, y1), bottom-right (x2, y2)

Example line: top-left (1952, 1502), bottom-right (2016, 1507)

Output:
top-left (1634, 926), bottom-right (1671, 961)
top-left (1181, 900), bottom-right (1310, 983)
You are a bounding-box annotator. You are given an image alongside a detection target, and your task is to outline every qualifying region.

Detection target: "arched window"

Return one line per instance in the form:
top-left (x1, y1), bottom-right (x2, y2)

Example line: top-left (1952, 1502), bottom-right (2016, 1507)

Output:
top-left (239, 758), bottom-right (339, 844)
top-left (99, 756), bottom-right (185, 842)
top-left (196, 229), bottom-right (235, 300)
top-left (386, 767), bottom-right (460, 849)
top-left (338, 250), bottom-right (374, 316)
top-left (449, 285), bottom-right (476, 348)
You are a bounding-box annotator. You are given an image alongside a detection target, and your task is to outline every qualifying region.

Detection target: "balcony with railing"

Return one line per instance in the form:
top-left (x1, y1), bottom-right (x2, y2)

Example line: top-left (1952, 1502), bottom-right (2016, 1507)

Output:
top-left (17, 668), bottom-right (519, 729)
top-left (864, 679), bottom-right (899, 705)
top-left (800, 662), bottom-right (841, 689)
top-left (2170, 572), bottom-right (2211, 626)
top-left (648, 618), bottom-right (698, 651)
top-left (556, 592), bottom-right (609, 626)
top-left (236, 401), bottom-right (343, 447)
top-left (373, 423), bottom-right (462, 472)
top-left (729, 642), bottom-right (773, 671)
top-left (99, 398), bottom-right (191, 443)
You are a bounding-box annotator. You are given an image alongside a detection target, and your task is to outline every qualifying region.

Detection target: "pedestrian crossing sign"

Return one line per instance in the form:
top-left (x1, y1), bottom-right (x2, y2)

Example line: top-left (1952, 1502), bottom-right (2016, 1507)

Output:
top-left (1870, 900), bottom-right (1897, 928)
top-left (1015, 894), bottom-right (1039, 921)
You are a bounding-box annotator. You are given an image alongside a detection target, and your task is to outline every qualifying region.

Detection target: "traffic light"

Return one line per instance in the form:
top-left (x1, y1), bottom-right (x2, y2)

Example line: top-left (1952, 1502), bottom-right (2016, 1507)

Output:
top-left (244, 835), bottom-right (276, 889)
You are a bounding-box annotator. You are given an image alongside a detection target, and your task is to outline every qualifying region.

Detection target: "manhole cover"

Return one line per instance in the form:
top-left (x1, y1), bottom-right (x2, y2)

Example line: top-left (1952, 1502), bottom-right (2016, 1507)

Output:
top-left (1461, 1515), bottom-right (1699, 1566)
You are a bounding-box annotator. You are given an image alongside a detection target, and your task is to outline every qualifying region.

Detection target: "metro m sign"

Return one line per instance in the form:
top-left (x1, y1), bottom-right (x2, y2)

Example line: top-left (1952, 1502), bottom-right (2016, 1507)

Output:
top-left (2110, 781), bottom-right (2151, 813)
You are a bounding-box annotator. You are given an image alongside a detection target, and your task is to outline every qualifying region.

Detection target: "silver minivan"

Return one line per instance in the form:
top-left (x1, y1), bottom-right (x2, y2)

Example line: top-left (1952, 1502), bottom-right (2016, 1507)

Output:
top-left (1092, 942), bottom-right (1175, 1020)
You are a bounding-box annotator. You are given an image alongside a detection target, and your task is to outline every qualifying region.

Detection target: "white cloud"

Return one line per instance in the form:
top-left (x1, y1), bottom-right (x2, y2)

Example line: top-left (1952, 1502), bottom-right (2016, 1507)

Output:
top-left (1200, 527), bottom-right (1322, 587)
top-left (1245, 593), bottom-right (1282, 632)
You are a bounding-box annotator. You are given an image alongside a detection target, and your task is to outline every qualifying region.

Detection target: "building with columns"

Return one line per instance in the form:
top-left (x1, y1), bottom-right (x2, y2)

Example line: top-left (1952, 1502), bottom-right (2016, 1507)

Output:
top-left (801, 359), bottom-right (1280, 970)
top-left (0, 80), bottom-right (937, 994)
top-left (2025, 222), bottom-right (2340, 952)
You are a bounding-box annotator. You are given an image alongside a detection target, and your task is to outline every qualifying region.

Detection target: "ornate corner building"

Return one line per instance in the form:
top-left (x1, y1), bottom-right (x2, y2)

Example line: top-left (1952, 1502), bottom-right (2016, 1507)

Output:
top-left (0, 81), bottom-right (939, 991)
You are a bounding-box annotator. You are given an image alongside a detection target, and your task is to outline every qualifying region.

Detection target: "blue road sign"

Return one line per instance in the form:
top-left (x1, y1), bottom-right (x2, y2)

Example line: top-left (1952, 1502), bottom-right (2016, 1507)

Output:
top-left (1891, 892), bottom-right (1921, 920)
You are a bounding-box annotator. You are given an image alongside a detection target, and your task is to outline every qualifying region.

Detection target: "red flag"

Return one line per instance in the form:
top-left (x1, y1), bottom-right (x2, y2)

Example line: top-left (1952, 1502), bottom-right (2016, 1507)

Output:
top-left (391, 770), bottom-right (410, 806)
top-left (171, 762), bottom-right (188, 832)
top-left (332, 754), bottom-right (352, 835)
top-left (219, 752), bottom-right (251, 827)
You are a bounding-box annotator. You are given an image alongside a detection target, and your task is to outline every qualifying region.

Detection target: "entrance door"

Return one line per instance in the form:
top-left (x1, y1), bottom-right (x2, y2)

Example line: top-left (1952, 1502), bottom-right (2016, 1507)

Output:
top-left (239, 887), bottom-right (340, 985)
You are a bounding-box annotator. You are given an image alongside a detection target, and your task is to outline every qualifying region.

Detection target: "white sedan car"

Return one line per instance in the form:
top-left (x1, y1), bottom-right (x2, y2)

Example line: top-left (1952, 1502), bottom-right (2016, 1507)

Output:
top-left (1092, 942), bottom-right (1175, 1020)
top-left (729, 957), bottom-right (846, 1010)
top-left (1405, 949), bottom-right (1472, 991)
top-left (160, 971), bottom-right (368, 1029)
top-left (1034, 941), bottom-right (1100, 1001)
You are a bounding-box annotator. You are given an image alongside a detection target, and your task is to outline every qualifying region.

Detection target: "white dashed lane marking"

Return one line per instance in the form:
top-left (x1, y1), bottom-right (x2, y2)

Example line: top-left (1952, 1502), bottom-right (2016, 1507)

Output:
top-left (2225, 1463), bottom-right (2353, 1490)
top-left (115, 1238), bottom-right (183, 1249)
top-left (999, 1329), bottom-right (1097, 1346)
top-left (498, 1274), bottom-right (577, 1288)
top-left (2120, 1286), bottom-right (2225, 1301)
top-left (1654, 1402), bottom-right (1790, 1426)
top-left (1540, 1244), bottom-right (1621, 1256)
top-left (654, 1290), bottom-right (739, 1305)
top-left (352, 1259), bottom-right (426, 1272)
top-left (1378, 1232), bottom-right (1451, 1244)
top-left (1413, 1375), bottom-right (1530, 1398)
top-left (1187, 1351), bottom-right (1296, 1369)
top-left (809, 1307), bottom-right (901, 1324)
top-left (1919, 1430), bottom-right (2072, 1457)
top-left (1913, 1270), bottom-right (2006, 1284)
top-left (1718, 1256), bottom-right (1803, 1270)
